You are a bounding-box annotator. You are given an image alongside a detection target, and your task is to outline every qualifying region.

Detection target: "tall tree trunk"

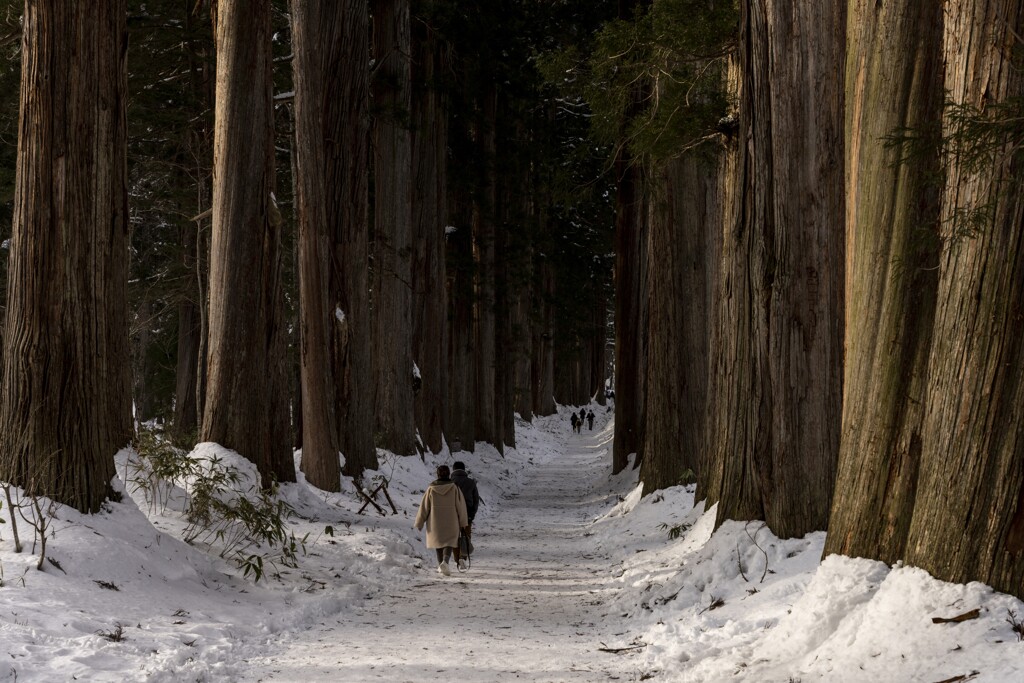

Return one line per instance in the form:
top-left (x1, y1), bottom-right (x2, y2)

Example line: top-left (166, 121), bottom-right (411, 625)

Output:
top-left (696, 57), bottom-right (739, 509)
top-left (902, 0), bottom-right (1024, 598)
top-left (641, 154), bottom-right (714, 493)
top-left (0, 0), bottom-right (132, 513)
top-left (372, 0), bottom-right (417, 456)
top-left (824, 0), bottom-right (943, 562)
top-left (201, 0), bottom-right (294, 484)
top-left (590, 292), bottom-right (607, 406)
top-left (412, 21), bottom-right (449, 454)
top-left (532, 260), bottom-right (556, 416)
top-left (331, 0), bottom-right (377, 478)
top-left (705, 0), bottom-right (844, 537)
top-left (512, 234), bottom-right (534, 421)
top-left (174, 2), bottom-right (214, 439)
top-left (612, 155), bottom-right (648, 472)
top-left (473, 88), bottom-right (502, 452)
top-left (293, 0), bottom-right (349, 491)
top-left (446, 180), bottom-right (476, 453)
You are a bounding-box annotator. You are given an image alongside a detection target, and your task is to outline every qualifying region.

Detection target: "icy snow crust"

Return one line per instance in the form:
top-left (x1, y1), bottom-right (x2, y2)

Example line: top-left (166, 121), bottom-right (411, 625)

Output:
top-left (0, 408), bottom-right (1021, 681)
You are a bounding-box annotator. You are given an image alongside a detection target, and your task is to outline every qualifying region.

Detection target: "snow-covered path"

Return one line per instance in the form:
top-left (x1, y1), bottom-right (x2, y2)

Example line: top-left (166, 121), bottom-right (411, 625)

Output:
top-left (246, 422), bottom-right (635, 682)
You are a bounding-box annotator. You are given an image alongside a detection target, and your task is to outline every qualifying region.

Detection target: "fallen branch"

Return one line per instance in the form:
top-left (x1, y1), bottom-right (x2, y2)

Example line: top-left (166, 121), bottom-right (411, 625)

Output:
top-left (933, 671), bottom-right (979, 683)
top-left (597, 642), bottom-right (646, 654)
top-left (932, 608), bottom-right (981, 624)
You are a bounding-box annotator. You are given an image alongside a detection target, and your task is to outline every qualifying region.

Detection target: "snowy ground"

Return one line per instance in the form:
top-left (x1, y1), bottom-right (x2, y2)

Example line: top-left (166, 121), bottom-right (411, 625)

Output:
top-left (1, 407), bottom-right (1023, 682)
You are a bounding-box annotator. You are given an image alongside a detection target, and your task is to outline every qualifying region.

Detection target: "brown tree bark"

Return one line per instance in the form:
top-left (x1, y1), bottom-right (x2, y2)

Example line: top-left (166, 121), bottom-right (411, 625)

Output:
top-left (641, 154), bottom-right (715, 493)
top-left (532, 260), bottom-right (557, 417)
top-left (704, 0), bottom-right (844, 537)
top-left (412, 20), bottom-right (449, 454)
top-left (293, 0), bottom-right (350, 491)
top-left (372, 0), bottom-right (417, 456)
top-left (473, 88), bottom-right (503, 452)
top-left (0, 0), bottom-right (133, 513)
top-left (446, 179), bottom-right (476, 453)
top-left (902, 0), bottom-right (1024, 598)
top-left (824, 0), bottom-right (943, 562)
top-left (612, 155), bottom-right (648, 472)
top-left (201, 0), bottom-right (294, 484)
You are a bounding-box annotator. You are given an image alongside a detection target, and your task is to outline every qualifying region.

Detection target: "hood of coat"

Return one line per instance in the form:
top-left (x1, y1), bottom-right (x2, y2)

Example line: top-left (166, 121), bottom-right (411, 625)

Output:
top-left (429, 481), bottom-right (459, 497)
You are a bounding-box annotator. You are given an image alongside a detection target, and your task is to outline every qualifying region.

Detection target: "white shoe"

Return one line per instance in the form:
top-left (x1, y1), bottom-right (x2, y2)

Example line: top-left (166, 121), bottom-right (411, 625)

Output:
top-left (438, 562), bottom-right (450, 576)
top-left (457, 559), bottom-right (467, 571)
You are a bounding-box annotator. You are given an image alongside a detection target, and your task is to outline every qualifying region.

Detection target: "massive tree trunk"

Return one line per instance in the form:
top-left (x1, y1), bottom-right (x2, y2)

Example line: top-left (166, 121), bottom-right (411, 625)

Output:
top-left (0, 0), bottom-right (132, 513)
top-left (446, 179), bottom-right (476, 453)
top-left (201, 0), bottom-right (294, 484)
top-left (372, 0), bottom-right (417, 456)
top-left (641, 154), bottom-right (714, 493)
top-left (293, 0), bottom-right (356, 490)
top-left (902, 0), bottom-right (1024, 598)
top-left (331, 0), bottom-right (377, 478)
top-left (824, 0), bottom-right (943, 562)
top-left (412, 19), bottom-right (449, 455)
top-left (612, 155), bottom-right (648, 472)
top-left (473, 88), bottom-right (503, 452)
top-left (704, 0), bottom-right (844, 537)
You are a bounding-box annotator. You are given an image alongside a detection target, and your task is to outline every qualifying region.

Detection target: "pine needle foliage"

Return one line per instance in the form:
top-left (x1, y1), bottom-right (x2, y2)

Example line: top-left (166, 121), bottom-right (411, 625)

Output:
top-left (540, 0), bottom-right (737, 163)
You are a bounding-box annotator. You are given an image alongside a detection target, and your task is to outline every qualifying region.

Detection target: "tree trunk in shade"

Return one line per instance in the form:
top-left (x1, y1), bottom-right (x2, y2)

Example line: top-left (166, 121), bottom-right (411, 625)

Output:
top-left (641, 154), bottom-right (715, 494)
top-left (201, 0), bottom-right (294, 485)
top-left (411, 21), bottom-right (449, 455)
top-left (446, 178), bottom-right (476, 453)
top-left (293, 0), bottom-right (380, 489)
top-left (0, 0), bottom-right (133, 513)
top-left (532, 260), bottom-right (557, 417)
top-left (612, 153), bottom-right (648, 473)
top-left (473, 88), bottom-right (503, 452)
top-left (372, 0), bottom-right (417, 456)
top-left (703, 0), bottom-right (844, 538)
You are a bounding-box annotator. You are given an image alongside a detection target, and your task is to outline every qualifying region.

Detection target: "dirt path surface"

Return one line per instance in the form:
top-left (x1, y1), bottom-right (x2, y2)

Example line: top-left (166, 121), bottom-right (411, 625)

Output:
top-left (246, 423), bottom-right (635, 682)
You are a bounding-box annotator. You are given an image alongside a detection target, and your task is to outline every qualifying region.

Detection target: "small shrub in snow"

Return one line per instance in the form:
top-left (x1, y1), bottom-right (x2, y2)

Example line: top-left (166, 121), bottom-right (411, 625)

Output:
top-left (128, 429), bottom-right (306, 582)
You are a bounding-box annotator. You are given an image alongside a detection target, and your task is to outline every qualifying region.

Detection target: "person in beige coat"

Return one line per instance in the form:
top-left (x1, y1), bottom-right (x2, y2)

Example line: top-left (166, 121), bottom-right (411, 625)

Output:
top-left (414, 465), bottom-right (469, 576)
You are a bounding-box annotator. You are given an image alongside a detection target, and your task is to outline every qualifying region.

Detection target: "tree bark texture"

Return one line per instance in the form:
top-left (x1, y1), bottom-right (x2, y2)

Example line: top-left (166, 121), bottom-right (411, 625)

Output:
top-left (293, 0), bottom-right (349, 491)
top-left (532, 260), bottom-right (557, 417)
top-left (201, 0), bottom-right (294, 484)
top-left (372, 0), bottom-right (417, 455)
top-left (902, 0), bottom-right (1024, 598)
top-left (446, 179), bottom-right (476, 453)
top-left (824, 0), bottom-right (943, 562)
top-left (472, 89), bottom-right (502, 452)
top-left (705, 0), bottom-right (844, 538)
top-left (411, 21), bottom-right (449, 455)
top-left (0, 0), bottom-right (133, 513)
top-left (612, 155), bottom-right (648, 473)
top-left (641, 154), bottom-right (714, 494)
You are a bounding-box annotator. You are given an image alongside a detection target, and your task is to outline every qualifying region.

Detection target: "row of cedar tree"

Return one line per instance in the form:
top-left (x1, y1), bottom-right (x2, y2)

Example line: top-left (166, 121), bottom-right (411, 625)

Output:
top-left (0, 0), bottom-right (1022, 601)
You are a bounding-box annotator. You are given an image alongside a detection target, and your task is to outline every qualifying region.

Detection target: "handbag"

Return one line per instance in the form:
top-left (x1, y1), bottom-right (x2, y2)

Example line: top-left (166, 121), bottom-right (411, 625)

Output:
top-left (458, 529), bottom-right (473, 568)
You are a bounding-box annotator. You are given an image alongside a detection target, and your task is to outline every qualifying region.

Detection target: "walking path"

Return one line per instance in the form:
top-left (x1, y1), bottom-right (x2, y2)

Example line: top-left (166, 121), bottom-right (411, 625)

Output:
top-left (246, 421), bottom-right (634, 682)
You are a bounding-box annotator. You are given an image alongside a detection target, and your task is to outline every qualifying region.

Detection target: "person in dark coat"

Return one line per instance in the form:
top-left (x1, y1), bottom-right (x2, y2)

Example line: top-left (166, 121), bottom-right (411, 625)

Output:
top-left (450, 461), bottom-right (480, 570)
top-left (586, 410), bottom-right (595, 430)
top-left (570, 412), bottom-right (579, 434)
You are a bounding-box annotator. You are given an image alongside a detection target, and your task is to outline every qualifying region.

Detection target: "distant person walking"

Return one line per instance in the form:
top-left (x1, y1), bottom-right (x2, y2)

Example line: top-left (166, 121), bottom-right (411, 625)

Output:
top-left (570, 412), bottom-right (579, 434)
top-left (414, 465), bottom-right (468, 576)
top-left (586, 410), bottom-right (594, 430)
top-left (450, 461), bottom-right (480, 570)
